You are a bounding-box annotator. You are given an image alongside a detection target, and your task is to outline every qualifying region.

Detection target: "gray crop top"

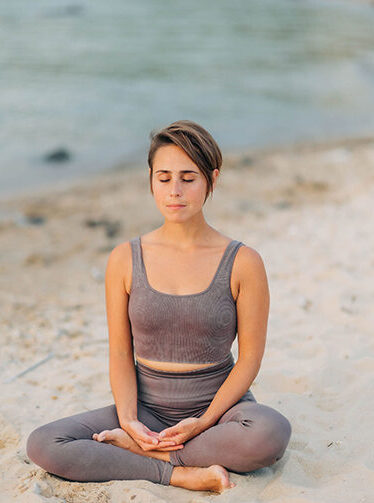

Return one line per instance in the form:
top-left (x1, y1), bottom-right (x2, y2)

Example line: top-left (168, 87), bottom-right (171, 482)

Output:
top-left (128, 236), bottom-right (244, 364)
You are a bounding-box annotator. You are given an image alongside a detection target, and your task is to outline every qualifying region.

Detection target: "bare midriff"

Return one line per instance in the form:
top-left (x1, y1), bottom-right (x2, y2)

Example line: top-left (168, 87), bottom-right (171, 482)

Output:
top-left (135, 355), bottom-right (217, 372)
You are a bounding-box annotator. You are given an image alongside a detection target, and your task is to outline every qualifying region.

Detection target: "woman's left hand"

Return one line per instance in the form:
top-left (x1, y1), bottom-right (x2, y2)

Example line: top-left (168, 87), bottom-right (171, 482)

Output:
top-left (157, 417), bottom-right (205, 445)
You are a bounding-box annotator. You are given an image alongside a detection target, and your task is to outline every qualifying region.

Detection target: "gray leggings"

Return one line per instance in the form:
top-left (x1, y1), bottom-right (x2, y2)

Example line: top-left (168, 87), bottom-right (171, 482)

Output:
top-left (26, 355), bottom-right (292, 486)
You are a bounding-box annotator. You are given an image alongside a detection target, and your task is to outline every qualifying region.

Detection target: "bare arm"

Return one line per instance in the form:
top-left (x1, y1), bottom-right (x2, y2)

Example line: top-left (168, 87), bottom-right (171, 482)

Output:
top-left (198, 245), bottom-right (269, 429)
top-left (105, 244), bottom-right (138, 428)
top-left (158, 245), bottom-right (270, 443)
top-left (105, 243), bottom-right (183, 451)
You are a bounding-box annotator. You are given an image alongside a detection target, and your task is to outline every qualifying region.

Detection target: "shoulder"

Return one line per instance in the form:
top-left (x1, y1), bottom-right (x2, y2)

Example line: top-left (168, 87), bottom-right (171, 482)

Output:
top-left (106, 240), bottom-right (132, 266)
top-left (235, 243), bottom-right (266, 270)
top-left (233, 243), bottom-right (269, 292)
top-left (105, 240), bottom-right (133, 293)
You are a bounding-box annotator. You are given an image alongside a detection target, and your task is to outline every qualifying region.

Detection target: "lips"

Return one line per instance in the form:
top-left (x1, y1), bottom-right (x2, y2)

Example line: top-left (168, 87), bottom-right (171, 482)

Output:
top-left (167, 204), bottom-right (185, 207)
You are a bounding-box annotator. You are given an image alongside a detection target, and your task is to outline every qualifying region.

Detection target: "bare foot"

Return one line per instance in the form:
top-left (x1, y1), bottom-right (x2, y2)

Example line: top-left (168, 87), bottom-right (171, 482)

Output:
top-left (92, 428), bottom-right (171, 462)
top-left (92, 428), bottom-right (135, 450)
top-left (93, 430), bottom-right (235, 492)
top-left (170, 464), bottom-right (235, 493)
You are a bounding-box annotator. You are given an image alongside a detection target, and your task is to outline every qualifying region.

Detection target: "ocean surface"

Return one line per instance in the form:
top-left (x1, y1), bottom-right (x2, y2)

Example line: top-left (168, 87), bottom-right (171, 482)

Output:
top-left (1, 0), bottom-right (374, 197)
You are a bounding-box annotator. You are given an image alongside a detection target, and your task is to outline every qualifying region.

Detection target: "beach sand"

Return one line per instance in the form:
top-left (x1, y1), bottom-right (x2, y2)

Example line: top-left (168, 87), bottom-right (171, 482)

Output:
top-left (1, 136), bottom-right (373, 502)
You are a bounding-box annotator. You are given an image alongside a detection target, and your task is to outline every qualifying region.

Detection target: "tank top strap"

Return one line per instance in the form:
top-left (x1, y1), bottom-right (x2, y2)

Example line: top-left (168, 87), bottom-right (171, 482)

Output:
top-left (129, 236), bottom-right (146, 290)
top-left (214, 239), bottom-right (244, 288)
top-left (130, 236), bottom-right (244, 293)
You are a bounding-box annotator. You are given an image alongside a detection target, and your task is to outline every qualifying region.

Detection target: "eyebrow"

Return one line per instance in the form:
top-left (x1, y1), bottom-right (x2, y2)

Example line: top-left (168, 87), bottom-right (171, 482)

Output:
top-left (154, 170), bottom-right (199, 174)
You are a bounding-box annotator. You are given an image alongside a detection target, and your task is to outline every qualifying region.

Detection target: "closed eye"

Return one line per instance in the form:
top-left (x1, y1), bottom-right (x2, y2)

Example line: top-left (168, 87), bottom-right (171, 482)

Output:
top-left (159, 179), bottom-right (194, 183)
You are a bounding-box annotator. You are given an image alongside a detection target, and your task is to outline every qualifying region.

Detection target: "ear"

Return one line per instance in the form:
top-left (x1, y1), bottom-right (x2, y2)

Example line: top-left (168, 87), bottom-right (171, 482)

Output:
top-left (212, 168), bottom-right (220, 190)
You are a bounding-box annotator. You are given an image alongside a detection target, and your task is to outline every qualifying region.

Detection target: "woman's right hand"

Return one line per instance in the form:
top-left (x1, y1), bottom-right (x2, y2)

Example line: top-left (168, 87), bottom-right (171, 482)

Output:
top-left (122, 419), bottom-right (184, 452)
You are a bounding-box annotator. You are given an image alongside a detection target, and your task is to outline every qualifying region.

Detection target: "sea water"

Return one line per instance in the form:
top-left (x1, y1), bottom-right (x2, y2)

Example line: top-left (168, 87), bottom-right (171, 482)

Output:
top-left (1, 0), bottom-right (374, 196)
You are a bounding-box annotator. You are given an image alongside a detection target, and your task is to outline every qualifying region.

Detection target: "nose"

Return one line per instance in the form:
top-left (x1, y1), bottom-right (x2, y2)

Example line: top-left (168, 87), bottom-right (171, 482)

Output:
top-left (169, 178), bottom-right (183, 197)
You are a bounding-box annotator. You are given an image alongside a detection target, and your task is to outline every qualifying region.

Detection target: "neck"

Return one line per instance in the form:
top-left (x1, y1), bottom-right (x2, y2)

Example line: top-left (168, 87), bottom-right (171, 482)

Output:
top-left (157, 220), bottom-right (216, 248)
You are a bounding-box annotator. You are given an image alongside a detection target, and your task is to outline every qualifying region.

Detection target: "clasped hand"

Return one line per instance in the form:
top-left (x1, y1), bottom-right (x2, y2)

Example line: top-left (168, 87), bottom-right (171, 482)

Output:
top-left (124, 417), bottom-right (204, 452)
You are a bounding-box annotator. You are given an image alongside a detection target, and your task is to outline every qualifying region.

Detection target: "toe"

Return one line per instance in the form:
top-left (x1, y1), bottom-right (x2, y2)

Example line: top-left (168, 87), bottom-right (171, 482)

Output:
top-left (97, 430), bottom-right (110, 441)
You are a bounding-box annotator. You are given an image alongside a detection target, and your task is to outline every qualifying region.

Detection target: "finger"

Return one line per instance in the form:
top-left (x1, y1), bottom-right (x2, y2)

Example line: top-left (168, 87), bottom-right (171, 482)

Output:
top-left (137, 439), bottom-right (159, 450)
top-left (137, 438), bottom-right (166, 450)
top-left (153, 441), bottom-right (180, 449)
top-left (143, 428), bottom-right (160, 439)
top-left (158, 428), bottom-right (179, 440)
top-left (158, 430), bottom-right (181, 440)
top-left (154, 445), bottom-right (184, 451)
top-left (131, 422), bottom-right (160, 442)
top-left (141, 425), bottom-right (162, 438)
top-left (158, 433), bottom-right (181, 443)
top-left (140, 442), bottom-right (161, 452)
top-left (157, 440), bottom-right (177, 446)
top-left (137, 432), bottom-right (160, 445)
top-left (148, 432), bottom-right (160, 439)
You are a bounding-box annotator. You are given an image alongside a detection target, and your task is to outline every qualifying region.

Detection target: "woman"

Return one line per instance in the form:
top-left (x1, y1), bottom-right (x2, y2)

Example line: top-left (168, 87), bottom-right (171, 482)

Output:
top-left (26, 120), bottom-right (292, 493)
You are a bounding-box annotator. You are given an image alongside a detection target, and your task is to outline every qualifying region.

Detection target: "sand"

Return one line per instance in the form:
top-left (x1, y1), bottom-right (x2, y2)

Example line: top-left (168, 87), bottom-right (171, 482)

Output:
top-left (0, 135), bottom-right (373, 502)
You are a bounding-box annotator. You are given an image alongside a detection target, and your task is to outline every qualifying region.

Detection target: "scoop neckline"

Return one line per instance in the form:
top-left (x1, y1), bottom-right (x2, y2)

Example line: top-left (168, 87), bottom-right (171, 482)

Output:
top-left (138, 236), bottom-right (237, 298)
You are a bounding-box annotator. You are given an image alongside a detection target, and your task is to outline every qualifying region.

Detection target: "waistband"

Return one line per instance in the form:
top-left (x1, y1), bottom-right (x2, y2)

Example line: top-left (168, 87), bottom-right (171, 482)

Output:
top-left (135, 352), bottom-right (234, 378)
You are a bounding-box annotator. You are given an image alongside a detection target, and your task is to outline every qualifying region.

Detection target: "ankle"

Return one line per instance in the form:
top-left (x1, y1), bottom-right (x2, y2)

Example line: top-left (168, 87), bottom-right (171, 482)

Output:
top-left (170, 465), bottom-right (232, 493)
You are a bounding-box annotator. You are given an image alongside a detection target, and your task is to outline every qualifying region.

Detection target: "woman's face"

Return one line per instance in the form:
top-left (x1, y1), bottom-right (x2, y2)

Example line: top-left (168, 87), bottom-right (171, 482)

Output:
top-left (150, 144), bottom-right (218, 220)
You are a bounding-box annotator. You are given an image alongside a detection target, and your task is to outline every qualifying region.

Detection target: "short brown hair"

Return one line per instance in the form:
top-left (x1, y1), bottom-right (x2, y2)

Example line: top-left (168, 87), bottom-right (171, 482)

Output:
top-left (148, 120), bottom-right (222, 203)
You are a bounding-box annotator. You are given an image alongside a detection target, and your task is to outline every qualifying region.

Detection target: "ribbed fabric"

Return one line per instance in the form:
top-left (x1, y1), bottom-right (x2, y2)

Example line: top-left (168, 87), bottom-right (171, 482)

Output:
top-left (128, 236), bottom-right (244, 364)
top-left (136, 354), bottom-right (256, 426)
